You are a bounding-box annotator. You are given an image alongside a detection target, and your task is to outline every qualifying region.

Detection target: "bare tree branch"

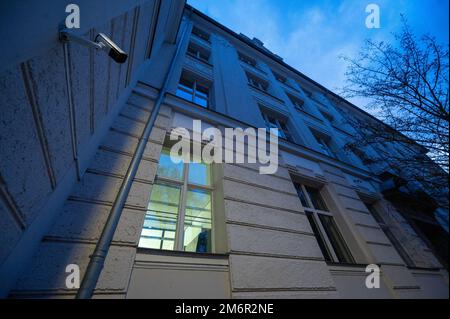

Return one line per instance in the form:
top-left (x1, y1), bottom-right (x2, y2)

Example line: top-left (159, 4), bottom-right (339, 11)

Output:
top-left (339, 18), bottom-right (449, 209)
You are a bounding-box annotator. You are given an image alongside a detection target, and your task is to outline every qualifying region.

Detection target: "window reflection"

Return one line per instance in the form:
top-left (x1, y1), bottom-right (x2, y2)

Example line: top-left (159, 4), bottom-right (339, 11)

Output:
top-left (183, 189), bottom-right (212, 253)
top-left (139, 147), bottom-right (214, 254)
top-left (156, 148), bottom-right (184, 180)
top-left (188, 162), bottom-right (210, 186)
top-left (139, 183), bottom-right (180, 250)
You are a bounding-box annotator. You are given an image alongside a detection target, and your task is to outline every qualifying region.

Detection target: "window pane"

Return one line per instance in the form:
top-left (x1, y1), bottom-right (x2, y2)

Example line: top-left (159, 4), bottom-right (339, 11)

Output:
top-left (295, 185), bottom-right (309, 208)
top-left (365, 203), bottom-right (384, 224)
top-left (316, 137), bottom-right (336, 158)
top-left (318, 214), bottom-right (355, 264)
top-left (196, 86), bottom-right (209, 97)
top-left (382, 226), bottom-right (415, 267)
top-left (305, 186), bottom-right (328, 211)
top-left (188, 163), bottom-right (211, 186)
top-left (179, 77), bottom-right (194, 88)
top-left (306, 212), bottom-right (332, 262)
top-left (365, 203), bottom-right (415, 266)
top-left (183, 189), bottom-right (212, 253)
top-left (176, 87), bottom-right (194, 101)
top-left (199, 52), bottom-right (209, 62)
top-left (279, 122), bottom-right (293, 141)
top-left (194, 95), bottom-right (208, 107)
top-left (192, 27), bottom-right (210, 41)
top-left (187, 46), bottom-right (197, 56)
top-left (139, 183), bottom-right (181, 250)
top-left (156, 148), bottom-right (184, 180)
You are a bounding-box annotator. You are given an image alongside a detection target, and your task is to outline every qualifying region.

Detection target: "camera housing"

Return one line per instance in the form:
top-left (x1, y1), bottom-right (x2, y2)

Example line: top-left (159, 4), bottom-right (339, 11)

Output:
top-left (95, 33), bottom-right (128, 64)
top-left (59, 29), bottom-right (128, 64)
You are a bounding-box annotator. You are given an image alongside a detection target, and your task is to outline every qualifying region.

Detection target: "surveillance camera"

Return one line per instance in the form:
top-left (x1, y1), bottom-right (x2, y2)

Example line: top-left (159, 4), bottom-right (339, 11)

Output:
top-left (59, 29), bottom-right (128, 64)
top-left (95, 33), bottom-right (128, 64)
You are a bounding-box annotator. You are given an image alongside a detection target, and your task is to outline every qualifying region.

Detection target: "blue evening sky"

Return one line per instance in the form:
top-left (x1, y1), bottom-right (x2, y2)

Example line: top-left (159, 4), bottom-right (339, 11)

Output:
top-left (187, 0), bottom-right (449, 111)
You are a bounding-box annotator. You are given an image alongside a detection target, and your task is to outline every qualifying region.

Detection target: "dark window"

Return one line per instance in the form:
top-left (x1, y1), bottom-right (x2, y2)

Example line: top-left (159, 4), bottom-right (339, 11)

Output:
top-left (365, 203), bottom-right (416, 267)
top-left (176, 73), bottom-right (210, 108)
top-left (306, 212), bottom-right (332, 262)
top-left (192, 26), bottom-right (210, 42)
top-left (321, 111), bottom-right (334, 124)
top-left (260, 110), bottom-right (294, 142)
top-left (287, 93), bottom-right (305, 111)
top-left (273, 72), bottom-right (287, 84)
top-left (312, 131), bottom-right (337, 158)
top-left (303, 88), bottom-right (313, 98)
top-left (247, 73), bottom-right (269, 92)
top-left (187, 43), bottom-right (210, 63)
top-left (238, 52), bottom-right (257, 68)
top-left (412, 219), bottom-right (449, 269)
top-left (295, 184), bottom-right (309, 208)
top-left (295, 183), bottom-right (355, 264)
top-left (305, 186), bottom-right (328, 211)
top-left (318, 214), bottom-right (355, 264)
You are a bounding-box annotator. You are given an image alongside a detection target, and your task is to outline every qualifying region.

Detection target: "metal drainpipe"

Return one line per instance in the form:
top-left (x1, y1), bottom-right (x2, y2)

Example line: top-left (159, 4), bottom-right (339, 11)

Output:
top-left (62, 42), bottom-right (82, 181)
top-left (76, 19), bottom-right (189, 299)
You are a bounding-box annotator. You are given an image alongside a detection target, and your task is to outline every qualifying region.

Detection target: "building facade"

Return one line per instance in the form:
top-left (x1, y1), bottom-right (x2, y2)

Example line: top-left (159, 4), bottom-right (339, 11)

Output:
top-left (0, 1), bottom-right (448, 298)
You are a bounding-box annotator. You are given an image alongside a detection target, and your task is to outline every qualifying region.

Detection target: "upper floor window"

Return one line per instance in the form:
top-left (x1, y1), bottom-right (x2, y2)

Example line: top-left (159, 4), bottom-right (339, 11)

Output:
top-left (302, 88), bottom-right (313, 98)
top-left (246, 72), bottom-right (268, 92)
top-left (295, 183), bottom-right (355, 264)
top-left (312, 131), bottom-right (337, 158)
top-left (238, 52), bottom-right (257, 68)
top-left (287, 93), bottom-right (305, 111)
top-left (187, 42), bottom-right (211, 64)
top-left (139, 147), bottom-right (213, 253)
top-left (320, 111), bottom-right (334, 124)
top-left (364, 203), bottom-right (415, 267)
top-left (176, 72), bottom-right (210, 108)
top-left (273, 72), bottom-right (287, 84)
top-left (260, 109), bottom-right (294, 142)
top-left (303, 88), bottom-right (329, 108)
top-left (192, 26), bottom-right (210, 42)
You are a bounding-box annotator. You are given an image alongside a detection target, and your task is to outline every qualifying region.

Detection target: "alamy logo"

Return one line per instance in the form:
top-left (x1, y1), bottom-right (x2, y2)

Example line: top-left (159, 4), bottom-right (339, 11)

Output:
top-left (65, 264), bottom-right (80, 289)
top-left (365, 4), bottom-right (381, 29)
top-left (365, 264), bottom-right (380, 289)
top-left (169, 120), bottom-right (279, 174)
top-left (65, 4), bottom-right (80, 29)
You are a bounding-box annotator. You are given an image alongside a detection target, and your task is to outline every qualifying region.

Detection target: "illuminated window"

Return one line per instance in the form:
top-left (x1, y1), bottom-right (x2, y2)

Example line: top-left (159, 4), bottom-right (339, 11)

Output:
top-left (139, 148), bottom-right (213, 253)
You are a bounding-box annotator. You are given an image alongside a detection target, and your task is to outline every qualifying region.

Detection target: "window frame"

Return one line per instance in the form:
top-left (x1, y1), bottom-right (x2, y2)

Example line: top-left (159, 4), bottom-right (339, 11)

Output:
top-left (365, 203), bottom-right (416, 267)
top-left (260, 110), bottom-right (294, 142)
top-left (295, 183), bottom-right (355, 264)
top-left (312, 131), bottom-right (337, 158)
top-left (238, 52), bottom-right (257, 68)
top-left (192, 26), bottom-right (210, 43)
top-left (187, 42), bottom-right (211, 64)
top-left (246, 72), bottom-right (269, 92)
top-left (176, 74), bottom-right (210, 108)
top-left (320, 111), bottom-right (334, 124)
top-left (273, 72), bottom-right (287, 84)
top-left (139, 148), bottom-right (215, 253)
top-left (287, 93), bottom-right (305, 111)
